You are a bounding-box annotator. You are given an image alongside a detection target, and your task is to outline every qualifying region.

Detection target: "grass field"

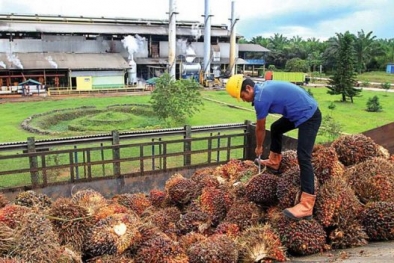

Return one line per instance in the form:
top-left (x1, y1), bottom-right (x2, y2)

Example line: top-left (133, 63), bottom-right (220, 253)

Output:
top-left (1, 85), bottom-right (393, 144)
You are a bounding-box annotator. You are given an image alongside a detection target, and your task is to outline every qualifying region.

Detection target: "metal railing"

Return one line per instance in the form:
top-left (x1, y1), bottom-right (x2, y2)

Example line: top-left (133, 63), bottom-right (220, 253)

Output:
top-left (0, 122), bottom-right (255, 193)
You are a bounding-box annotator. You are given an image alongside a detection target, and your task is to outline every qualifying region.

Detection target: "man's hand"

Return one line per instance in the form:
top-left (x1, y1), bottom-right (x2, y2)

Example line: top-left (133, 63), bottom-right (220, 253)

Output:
top-left (255, 145), bottom-right (263, 157)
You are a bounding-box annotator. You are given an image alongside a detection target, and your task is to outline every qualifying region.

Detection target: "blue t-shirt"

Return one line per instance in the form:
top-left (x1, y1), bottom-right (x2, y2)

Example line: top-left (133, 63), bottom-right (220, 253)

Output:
top-left (254, 80), bottom-right (318, 127)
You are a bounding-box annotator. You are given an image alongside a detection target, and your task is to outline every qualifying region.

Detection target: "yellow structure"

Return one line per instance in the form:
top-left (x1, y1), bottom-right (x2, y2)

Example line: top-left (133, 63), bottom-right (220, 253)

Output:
top-left (76, 76), bottom-right (93, 90)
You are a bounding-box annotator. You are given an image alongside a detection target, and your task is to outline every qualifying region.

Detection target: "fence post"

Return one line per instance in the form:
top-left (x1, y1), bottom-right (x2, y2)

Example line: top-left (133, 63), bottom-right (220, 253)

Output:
top-left (112, 130), bottom-right (121, 178)
top-left (244, 120), bottom-right (254, 160)
top-left (184, 125), bottom-right (191, 166)
top-left (27, 137), bottom-right (39, 188)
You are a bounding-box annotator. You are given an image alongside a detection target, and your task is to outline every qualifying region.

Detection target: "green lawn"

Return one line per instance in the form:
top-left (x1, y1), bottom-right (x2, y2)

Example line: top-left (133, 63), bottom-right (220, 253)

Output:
top-left (1, 86), bottom-right (393, 144)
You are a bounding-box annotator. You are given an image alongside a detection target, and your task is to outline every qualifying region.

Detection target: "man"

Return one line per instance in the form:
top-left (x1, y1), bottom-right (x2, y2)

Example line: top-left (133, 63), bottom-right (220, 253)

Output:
top-left (225, 74), bottom-right (322, 221)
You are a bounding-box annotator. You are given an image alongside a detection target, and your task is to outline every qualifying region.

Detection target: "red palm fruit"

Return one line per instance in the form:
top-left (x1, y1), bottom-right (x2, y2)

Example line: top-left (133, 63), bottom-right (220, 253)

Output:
top-left (187, 234), bottom-right (239, 263)
top-left (176, 200), bottom-right (212, 235)
top-left (0, 204), bottom-right (31, 228)
top-left (245, 173), bottom-right (278, 206)
top-left (331, 134), bottom-right (387, 166)
top-left (134, 223), bottom-right (189, 263)
top-left (224, 197), bottom-right (262, 231)
top-left (360, 201), bottom-right (394, 241)
top-left (236, 224), bottom-right (288, 263)
top-left (94, 202), bottom-right (131, 221)
top-left (178, 232), bottom-right (207, 251)
top-left (214, 222), bottom-right (241, 238)
top-left (112, 193), bottom-right (151, 216)
top-left (142, 206), bottom-right (181, 240)
top-left (312, 145), bottom-right (345, 185)
top-left (274, 215), bottom-right (326, 256)
top-left (148, 189), bottom-right (167, 208)
top-left (48, 197), bottom-right (95, 252)
top-left (164, 173), bottom-right (198, 205)
top-left (327, 218), bottom-right (368, 249)
top-left (280, 150), bottom-right (298, 174)
top-left (72, 189), bottom-right (108, 215)
top-left (14, 190), bottom-right (52, 210)
top-left (199, 186), bottom-right (233, 226)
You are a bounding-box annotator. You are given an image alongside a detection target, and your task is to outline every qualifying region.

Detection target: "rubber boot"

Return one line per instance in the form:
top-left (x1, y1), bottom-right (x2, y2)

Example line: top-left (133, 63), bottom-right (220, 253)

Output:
top-left (283, 192), bottom-right (316, 221)
top-left (255, 151), bottom-right (282, 174)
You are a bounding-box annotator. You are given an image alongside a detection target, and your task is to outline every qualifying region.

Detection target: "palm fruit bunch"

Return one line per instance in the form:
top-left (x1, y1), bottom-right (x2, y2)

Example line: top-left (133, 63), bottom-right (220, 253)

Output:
top-left (199, 186), bottom-right (233, 226)
top-left (0, 204), bottom-right (31, 228)
top-left (48, 197), bottom-right (95, 252)
top-left (223, 197), bottom-right (262, 231)
top-left (132, 223), bottom-right (189, 263)
top-left (164, 173), bottom-right (198, 206)
top-left (312, 144), bottom-right (345, 185)
top-left (271, 215), bottom-right (326, 256)
top-left (14, 190), bottom-right (52, 210)
top-left (214, 222), bottom-right (241, 238)
top-left (83, 213), bottom-right (142, 258)
top-left (176, 200), bottom-right (212, 235)
top-left (331, 134), bottom-right (388, 166)
top-left (0, 222), bottom-right (16, 256)
top-left (190, 169), bottom-right (220, 195)
top-left (178, 232), bottom-right (207, 251)
top-left (8, 212), bottom-right (64, 262)
top-left (187, 234), bottom-right (239, 263)
top-left (148, 188), bottom-right (167, 208)
top-left (72, 188), bottom-right (108, 215)
top-left (360, 201), bottom-right (394, 241)
top-left (86, 254), bottom-right (135, 263)
top-left (345, 157), bottom-right (394, 203)
top-left (0, 194), bottom-right (9, 209)
top-left (112, 193), bottom-right (152, 216)
top-left (236, 224), bottom-right (288, 263)
top-left (327, 218), bottom-right (368, 249)
top-left (279, 150), bottom-right (298, 174)
top-left (245, 173), bottom-right (279, 206)
top-left (94, 202), bottom-right (131, 221)
top-left (213, 159), bottom-right (256, 184)
top-left (141, 206), bottom-right (181, 240)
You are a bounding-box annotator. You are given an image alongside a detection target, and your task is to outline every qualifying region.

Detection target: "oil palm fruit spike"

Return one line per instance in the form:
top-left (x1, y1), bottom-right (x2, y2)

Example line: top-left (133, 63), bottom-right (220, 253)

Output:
top-left (190, 170), bottom-right (220, 195)
top-left (331, 134), bottom-right (387, 166)
top-left (315, 177), bottom-right (362, 227)
top-left (275, 215), bottom-right (326, 256)
top-left (214, 222), bottom-right (241, 238)
top-left (327, 219), bottom-right (368, 249)
top-left (0, 194), bottom-right (9, 209)
top-left (10, 212), bottom-right (63, 263)
top-left (276, 167), bottom-right (301, 209)
top-left (142, 206), bottom-right (181, 240)
top-left (176, 201), bottom-right (212, 235)
top-left (94, 202), bottom-right (131, 221)
top-left (0, 222), bottom-right (16, 255)
top-left (112, 193), bottom-right (152, 216)
top-left (213, 159), bottom-right (248, 183)
top-left (187, 234), bottom-right (239, 263)
top-left (279, 150), bottom-right (298, 174)
top-left (223, 197), bottom-right (262, 231)
top-left (199, 186), bottom-right (233, 226)
top-left (134, 224), bottom-right (189, 263)
top-left (148, 189), bottom-right (167, 208)
top-left (85, 254), bottom-right (135, 263)
top-left (14, 190), bottom-right (52, 209)
top-left (236, 224), bottom-right (288, 263)
top-left (0, 204), bottom-right (31, 229)
top-left (245, 173), bottom-right (279, 206)
top-left (71, 189), bottom-right (107, 215)
top-left (345, 157), bottom-right (394, 203)
top-left (48, 197), bottom-right (95, 252)
top-left (312, 145), bottom-right (345, 185)
top-left (178, 232), bottom-right (207, 251)
top-left (164, 173), bottom-right (198, 206)
top-left (360, 201), bottom-right (394, 241)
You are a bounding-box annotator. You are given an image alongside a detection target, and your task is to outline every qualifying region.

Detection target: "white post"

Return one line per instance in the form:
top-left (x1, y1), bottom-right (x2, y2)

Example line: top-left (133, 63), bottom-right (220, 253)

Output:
top-left (168, 0), bottom-right (177, 80)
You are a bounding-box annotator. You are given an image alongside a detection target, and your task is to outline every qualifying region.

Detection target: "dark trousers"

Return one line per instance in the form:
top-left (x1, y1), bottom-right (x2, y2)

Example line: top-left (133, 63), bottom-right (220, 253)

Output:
top-left (270, 108), bottom-right (322, 194)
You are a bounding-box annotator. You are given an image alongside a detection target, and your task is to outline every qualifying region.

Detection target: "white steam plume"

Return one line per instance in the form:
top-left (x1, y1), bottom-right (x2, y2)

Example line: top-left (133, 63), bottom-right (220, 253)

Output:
top-left (6, 52), bottom-right (23, 69)
top-left (45, 56), bottom-right (58, 68)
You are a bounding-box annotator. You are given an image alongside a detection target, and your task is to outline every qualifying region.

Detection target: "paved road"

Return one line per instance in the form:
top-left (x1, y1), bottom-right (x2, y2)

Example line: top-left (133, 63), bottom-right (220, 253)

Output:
top-left (288, 240), bottom-right (394, 262)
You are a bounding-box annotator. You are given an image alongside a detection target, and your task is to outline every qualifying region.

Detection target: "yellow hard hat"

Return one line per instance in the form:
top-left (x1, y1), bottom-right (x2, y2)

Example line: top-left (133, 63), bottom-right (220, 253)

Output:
top-left (225, 74), bottom-right (243, 101)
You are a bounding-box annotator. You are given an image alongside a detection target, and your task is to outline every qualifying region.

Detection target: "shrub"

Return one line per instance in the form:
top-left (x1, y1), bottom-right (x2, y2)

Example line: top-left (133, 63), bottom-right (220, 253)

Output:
top-left (366, 95), bottom-right (382, 112)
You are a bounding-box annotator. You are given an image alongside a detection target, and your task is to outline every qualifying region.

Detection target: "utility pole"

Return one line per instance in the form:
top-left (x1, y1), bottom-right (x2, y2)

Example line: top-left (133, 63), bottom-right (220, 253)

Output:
top-left (228, 0), bottom-right (238, 76)
top-left (168, 0), bottom-right (177, 80)
top-left (203, 0), bottom-right (212, 77)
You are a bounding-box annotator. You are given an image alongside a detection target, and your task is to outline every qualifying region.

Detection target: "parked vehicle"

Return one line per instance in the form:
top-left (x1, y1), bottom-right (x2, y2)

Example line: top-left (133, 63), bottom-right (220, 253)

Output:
top-left (265, 71), bottom-right (310, 85)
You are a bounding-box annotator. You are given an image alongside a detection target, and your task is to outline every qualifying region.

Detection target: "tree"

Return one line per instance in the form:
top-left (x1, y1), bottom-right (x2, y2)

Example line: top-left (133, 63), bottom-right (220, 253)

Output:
top-left (353, 30), bottom-right (383, 74)
top-left (285, 58), bottom-right (309, 72)
top-left (366, 95), bottom-right (382, 112)
top-left (149, 73), bottom-right (203, 126)
top-left (326, 32), bottom-right (361, 103)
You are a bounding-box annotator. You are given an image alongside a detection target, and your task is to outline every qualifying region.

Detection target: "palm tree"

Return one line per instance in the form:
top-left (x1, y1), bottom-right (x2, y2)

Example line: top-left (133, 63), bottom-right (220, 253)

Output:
top-left (353, 30), bottom-right (383, 74)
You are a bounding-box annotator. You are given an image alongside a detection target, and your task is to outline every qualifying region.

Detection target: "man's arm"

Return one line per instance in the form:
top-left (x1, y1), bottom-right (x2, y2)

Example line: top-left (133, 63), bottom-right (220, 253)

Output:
top-left (255, 118), bottom-right (266, 157)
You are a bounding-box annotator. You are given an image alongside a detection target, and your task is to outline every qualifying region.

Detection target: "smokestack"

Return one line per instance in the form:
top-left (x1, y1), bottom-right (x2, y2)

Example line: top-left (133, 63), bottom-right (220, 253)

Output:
top-left (168, 0), bottom-right (177, 80)
top-left (229, 0), bottom-right (237, 76)
top-left (203, 0), bottom-right (212, 76)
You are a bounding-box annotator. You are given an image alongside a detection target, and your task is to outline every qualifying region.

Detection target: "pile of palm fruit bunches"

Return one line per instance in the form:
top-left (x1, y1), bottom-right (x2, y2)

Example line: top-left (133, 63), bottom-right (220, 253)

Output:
top-left (1, 133), bottom-right (394, 263)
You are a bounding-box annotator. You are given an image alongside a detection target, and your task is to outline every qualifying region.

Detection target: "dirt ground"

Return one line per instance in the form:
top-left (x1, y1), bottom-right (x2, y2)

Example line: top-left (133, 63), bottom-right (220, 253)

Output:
top-left (289, 240), bottom-right (394, 262)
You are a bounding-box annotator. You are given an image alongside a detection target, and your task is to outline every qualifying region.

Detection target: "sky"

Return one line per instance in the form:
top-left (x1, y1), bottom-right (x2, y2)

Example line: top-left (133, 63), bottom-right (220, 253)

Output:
top-left (1, 0), bottom-right (393, 41)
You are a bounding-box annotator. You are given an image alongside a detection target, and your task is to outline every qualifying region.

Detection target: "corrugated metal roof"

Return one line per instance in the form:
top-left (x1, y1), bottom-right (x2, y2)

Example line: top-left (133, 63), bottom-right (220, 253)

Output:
top-left (0, 21), bottom-right (233, 37)
top-left (211, 58), bottom-right (247, 65)
top-left (0, 52), bottom-right (129, 70)
top-left (238, 44), bottom-right (270, 52)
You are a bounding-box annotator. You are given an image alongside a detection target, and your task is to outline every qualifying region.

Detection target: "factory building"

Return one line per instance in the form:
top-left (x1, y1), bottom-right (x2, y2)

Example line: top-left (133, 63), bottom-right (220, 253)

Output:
top-left (0, 13), bottom-right (269, 94)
